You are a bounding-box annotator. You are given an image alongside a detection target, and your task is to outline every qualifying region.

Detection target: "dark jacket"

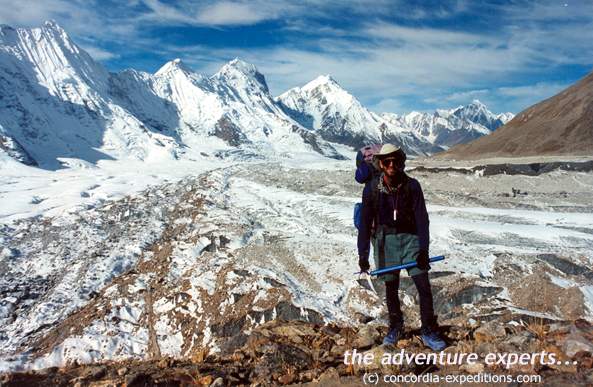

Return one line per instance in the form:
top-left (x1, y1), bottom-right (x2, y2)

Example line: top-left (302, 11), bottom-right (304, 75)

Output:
top-left (358, 172), bottom-right (430, 260)
top-left (355, 160), bottom-right (380, 256)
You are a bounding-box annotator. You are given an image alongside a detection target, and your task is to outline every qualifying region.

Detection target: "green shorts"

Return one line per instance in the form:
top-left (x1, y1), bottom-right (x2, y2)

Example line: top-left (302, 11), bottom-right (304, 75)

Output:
top-left (372, 232), bottom-right (425, 281)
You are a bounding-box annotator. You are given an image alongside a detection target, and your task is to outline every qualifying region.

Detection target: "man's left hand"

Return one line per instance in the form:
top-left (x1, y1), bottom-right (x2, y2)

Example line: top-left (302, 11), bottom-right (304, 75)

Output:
top-left (358, 256), bottom-right (370, 273)
top-left (417, 250), bottom-right (431, 271)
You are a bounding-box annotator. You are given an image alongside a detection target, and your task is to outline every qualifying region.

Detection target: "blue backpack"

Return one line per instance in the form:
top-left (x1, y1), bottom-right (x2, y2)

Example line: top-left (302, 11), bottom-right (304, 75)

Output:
top-left (353, 203), bottom-right (363, 230)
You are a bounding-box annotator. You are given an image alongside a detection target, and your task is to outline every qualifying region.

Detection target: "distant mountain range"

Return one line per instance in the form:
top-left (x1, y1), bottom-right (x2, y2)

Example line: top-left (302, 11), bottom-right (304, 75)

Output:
top-left (277, 76), bottom-right (512, 154)
top-left (439, 71), bottom-right (593, 160)
top-left (0, 21), bottom-right (513, 169)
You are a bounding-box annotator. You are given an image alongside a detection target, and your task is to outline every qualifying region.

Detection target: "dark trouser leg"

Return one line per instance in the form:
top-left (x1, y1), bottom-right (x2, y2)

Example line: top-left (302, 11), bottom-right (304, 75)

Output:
top-left (384, 270), bottom-right (404, 329)
top-left (411, 272), bottom-right (437, 331)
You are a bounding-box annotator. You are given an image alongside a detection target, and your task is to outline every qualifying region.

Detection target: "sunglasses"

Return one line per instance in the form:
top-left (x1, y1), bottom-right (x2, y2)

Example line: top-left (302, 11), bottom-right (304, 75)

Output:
top-left (381, 158), bottom-right (402, 166)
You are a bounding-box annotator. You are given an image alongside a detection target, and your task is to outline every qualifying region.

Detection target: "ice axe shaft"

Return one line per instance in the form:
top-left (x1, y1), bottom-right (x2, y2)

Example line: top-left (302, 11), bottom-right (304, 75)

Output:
top-left (370, 255), bottom-right (445, 276)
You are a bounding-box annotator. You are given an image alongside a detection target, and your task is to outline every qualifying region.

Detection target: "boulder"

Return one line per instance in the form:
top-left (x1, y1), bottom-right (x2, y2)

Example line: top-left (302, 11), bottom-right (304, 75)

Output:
top-left (459, 362), bottom-right (484, 374)
top-left (563, 337), bottom-right (593, 358)
top-left (353, 325), bottom-right (379, 349)
top-left (354, 346), bottom-right (388, 372)
top-left (272, 323), bottom-right (317, 339)
top-left (317, 367), bottom-right (340, 383)
top-left (474, 321), bottom-right (506, 343)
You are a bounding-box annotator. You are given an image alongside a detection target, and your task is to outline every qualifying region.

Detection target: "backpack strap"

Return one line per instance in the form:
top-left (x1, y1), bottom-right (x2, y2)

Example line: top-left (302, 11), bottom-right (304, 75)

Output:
top-left (368, 175), bottom-right (386, 269)
top-left (369, 175), bottom-right (381, 235)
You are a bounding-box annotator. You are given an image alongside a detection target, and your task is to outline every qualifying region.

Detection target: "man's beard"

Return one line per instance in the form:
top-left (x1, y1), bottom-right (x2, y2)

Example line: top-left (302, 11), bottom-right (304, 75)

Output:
top-left (385, 168), bottom-right (405, 186)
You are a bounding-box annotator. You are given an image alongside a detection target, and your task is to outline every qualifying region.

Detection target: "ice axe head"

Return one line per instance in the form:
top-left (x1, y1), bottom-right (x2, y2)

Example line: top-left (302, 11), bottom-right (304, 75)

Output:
top-left (356, 272), bottom-right (376, 293)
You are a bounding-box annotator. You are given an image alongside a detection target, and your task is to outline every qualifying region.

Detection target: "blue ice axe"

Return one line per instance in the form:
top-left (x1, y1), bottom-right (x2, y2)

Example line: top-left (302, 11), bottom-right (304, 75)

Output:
top-left (369, 255), bottom-right (445, 276)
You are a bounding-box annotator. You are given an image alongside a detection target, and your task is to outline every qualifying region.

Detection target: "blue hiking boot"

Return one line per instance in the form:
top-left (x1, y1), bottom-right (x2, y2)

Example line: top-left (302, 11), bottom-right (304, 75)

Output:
top-left (383, 325), bottom-right (403, 345)
top-left (421, 328), bottom-right (447, 351)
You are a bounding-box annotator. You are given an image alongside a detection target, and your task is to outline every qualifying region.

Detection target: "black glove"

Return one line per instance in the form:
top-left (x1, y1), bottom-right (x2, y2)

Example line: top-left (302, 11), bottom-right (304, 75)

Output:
top-left (417, 249), bottom-right (431, 271)
top-left (358, 256), bottom-right (370, 273)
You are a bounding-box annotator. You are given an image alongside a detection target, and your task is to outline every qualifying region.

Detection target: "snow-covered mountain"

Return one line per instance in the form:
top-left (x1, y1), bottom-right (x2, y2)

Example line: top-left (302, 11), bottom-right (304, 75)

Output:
top-left (278, 76), bottom-right (513, 154)
top-left (0, 21), bottom-right (513, 169)
top-left (382, 100), bottom-right (513, 149)
top-left (277, 76), bottom-right (383, 146)
top-left (0, 21), bottom-right (183, 170)
top-left (0, 22), bottom-right (342, 169)
top-left (276, 76), bottom-right (441, 155)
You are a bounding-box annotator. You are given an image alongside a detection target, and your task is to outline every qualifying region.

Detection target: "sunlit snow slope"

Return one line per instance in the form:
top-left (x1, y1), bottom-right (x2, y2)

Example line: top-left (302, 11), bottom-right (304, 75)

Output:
top-left (0, 21), bottom-right (513, 169)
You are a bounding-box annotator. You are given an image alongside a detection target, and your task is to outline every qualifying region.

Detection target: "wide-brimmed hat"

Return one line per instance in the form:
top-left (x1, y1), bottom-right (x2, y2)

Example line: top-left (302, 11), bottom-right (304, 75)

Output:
top-left (375, 144), bottom-right (406, 160)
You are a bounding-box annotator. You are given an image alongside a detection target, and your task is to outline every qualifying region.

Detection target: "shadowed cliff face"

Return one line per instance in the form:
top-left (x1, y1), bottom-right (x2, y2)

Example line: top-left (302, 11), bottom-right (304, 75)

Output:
top-left (211, 116), bottom-right (251, 147)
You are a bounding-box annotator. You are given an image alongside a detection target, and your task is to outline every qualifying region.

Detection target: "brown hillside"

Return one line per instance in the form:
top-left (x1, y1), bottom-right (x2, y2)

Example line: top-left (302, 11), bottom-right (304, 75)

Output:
top-left (438, 71), bottom-right (593, 160)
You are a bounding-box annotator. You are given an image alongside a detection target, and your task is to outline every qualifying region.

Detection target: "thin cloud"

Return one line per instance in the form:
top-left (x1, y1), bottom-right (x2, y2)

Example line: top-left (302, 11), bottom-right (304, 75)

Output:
top-left (369, 98), bottom-right (410, 115)
top-left (138, 0), bottom-right (297, 27)
top-left (493, 82), bottom-right (571, 112)
top-left (79, 45), bottom-right (119, 61)
top-left (1, 0), bottom-right (592, 115)
top-left (196, 2), bottom-right (278, 26)
top-left (429, 81), bottom-right (571, 114)
top-left (363, 22), bottom-right (494, 47)
top-left (426, 89), bottom-right (490, 105)
top-left (140, 0), bottom-right (198, 25)
top-left (503, 0), bottom-right (593, 23)
top-left (0, 0), bottom-right (78, 26)
top-left (138, 24), bottom-right (582, 114)
top-left (497, 82), bottom-right (570, 99)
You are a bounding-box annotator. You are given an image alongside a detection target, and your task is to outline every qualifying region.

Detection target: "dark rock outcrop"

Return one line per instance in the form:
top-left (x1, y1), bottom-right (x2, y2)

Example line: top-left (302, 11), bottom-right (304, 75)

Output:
top-left (1, 319), bottom-right (591, 386)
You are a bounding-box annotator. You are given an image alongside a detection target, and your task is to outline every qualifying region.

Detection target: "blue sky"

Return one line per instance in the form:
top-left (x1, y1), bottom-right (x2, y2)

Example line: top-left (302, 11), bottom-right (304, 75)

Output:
top-left (1, 0), bottom-right (592, 114)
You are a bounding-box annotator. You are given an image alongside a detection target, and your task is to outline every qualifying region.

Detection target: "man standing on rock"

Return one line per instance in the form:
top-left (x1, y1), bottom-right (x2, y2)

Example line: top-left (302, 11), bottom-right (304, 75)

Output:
top-left (358, 144), bottom-right (446, 351)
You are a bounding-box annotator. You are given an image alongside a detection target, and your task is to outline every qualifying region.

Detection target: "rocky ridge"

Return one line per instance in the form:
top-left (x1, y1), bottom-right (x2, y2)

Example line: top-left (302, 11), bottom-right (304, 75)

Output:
top-left (1, 318), bottom-right (592, 386)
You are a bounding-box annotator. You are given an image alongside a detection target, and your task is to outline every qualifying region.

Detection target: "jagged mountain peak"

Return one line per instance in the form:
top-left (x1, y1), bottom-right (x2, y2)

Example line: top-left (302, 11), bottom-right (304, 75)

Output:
top-left (36, 20), bottom-right (76, 49)
top-left (287, 74), bottom-right (357, 109)
top-left (223, 58), bottom-right (258, 74)
top-left (8, 20), bottom-right (87, 59)
top-left (301, 74), bottom-right (341, 91)
top-left (497, 112), bottom-right (514, 124)
top-left (0, 20), bottom-right (108, 94)
top-left (1, 20), bottom-right (69, 48)
top-left (277, 75), bottom-right (389, 149)
top-left (43, 20), bottom-right (65, 32)
top-left (453, 99), bottom-right (487, 114)
top-left (214, 58), bottom-right (251, 79)
top-left (406, 110), bottom-right (426, 118)
top-left (154, 58), bottom-right (194, 77)
top-left (214, 58), bottom-right (268, 91)
top-left (469, 99), bottom-right (486, 108)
